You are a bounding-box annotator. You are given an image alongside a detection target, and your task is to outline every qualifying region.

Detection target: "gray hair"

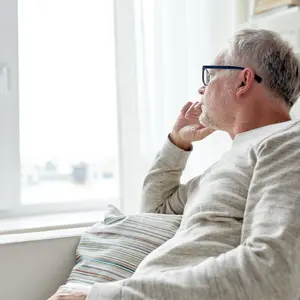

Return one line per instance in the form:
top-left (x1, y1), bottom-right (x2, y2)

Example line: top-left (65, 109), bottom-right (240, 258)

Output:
top-left (226, 29), bottom-right (300, 107)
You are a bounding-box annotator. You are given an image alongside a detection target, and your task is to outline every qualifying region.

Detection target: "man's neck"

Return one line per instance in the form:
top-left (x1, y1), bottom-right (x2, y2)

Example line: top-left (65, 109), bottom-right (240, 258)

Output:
top-left (228, 103), bottom-right (291, 139)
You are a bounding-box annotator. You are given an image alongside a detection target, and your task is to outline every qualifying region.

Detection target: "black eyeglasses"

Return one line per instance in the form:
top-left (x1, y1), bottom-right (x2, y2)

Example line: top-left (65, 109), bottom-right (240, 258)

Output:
top-left (202, 65), bottom-right (262, 86)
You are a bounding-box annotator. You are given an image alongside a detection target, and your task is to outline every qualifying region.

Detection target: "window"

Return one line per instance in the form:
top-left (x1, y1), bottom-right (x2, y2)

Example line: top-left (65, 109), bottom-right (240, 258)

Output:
top-left (0, 0), bottom-right (122, 216)
top-left (18, 0), bottom-right (119, 208)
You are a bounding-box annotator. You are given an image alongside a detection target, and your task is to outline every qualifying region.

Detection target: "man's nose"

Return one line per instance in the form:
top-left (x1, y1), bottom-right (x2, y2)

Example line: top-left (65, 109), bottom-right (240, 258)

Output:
top-left (198, 86), bottom-right (206, 95)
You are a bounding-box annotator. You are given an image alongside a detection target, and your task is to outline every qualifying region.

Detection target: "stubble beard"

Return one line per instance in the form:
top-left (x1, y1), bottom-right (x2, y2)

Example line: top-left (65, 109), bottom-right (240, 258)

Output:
top-left (199, 109), bottom-right (218, 130)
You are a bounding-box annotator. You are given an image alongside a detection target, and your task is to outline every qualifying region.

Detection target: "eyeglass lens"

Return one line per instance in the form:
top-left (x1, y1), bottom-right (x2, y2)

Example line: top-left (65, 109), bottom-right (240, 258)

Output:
top-left (205, 69), bottom-right (210, 85)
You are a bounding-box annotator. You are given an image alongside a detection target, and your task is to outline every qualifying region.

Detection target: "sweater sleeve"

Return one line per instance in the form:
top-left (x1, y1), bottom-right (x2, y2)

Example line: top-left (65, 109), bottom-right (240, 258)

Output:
top-left (87, 132), bottom-right (300, 300)
top-left (140, 137), bottom-right (197, 214)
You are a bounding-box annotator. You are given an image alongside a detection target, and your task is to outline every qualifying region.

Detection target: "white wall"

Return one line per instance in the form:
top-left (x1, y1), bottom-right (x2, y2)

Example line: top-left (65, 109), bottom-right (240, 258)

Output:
top-left (0, 236), bottom-right (79, 300)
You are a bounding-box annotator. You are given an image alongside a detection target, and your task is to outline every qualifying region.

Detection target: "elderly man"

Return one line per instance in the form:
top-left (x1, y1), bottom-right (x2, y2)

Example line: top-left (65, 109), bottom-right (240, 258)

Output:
top-left (57, 28), bottom-right (300, 300)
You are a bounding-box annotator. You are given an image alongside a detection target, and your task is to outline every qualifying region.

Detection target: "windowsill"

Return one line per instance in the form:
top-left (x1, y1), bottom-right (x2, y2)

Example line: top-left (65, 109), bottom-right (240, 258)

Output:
top-left (0, 210), bottom-right (105, 236)
top-left (0, 226), bottom-right (90, 244)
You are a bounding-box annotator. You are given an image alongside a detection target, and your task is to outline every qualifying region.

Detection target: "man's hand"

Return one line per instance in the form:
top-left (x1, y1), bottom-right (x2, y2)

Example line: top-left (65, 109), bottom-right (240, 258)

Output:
top-left (53, 293), bottom-right (87, 300)
top-left (170, 101), bottom-right (215, 150)
top-left (47, 285), bottom-right (89, 300)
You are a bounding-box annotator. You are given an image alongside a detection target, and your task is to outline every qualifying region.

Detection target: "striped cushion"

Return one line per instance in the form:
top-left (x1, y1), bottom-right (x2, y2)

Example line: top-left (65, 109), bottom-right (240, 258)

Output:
top-left (66, 205), bottom-right (182, 286)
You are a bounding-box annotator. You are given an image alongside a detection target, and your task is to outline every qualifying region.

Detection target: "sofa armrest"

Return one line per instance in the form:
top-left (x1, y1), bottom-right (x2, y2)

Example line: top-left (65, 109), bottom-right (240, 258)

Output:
top-left (0, 234), bottom-right (80, 300)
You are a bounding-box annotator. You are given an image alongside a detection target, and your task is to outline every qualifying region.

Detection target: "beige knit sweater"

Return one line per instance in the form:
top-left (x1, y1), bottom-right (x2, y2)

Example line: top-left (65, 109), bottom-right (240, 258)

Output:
top-left (87, 120), bottom-right (300, 300)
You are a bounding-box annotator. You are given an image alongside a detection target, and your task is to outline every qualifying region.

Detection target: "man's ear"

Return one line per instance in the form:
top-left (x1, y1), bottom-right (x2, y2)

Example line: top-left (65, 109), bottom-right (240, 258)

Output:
top-left (236, 68), bottom-right (255, 97)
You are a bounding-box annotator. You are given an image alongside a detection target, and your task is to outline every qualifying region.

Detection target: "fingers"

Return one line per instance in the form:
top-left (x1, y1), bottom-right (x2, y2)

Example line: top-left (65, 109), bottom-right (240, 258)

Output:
top-left (185, 101), bottom-right (202, 119)
top-left (180, 101), bottom-right (193, 116)
top-left (53, 286), bottom-right (87, 300)
top-left (194, 126), bottom-right (215, 140)
top-left (56, 294), bottom-right (86, 300)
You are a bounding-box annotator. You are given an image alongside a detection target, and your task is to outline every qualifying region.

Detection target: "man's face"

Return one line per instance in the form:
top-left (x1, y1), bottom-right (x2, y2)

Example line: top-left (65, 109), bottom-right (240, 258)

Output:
top-left (199, 59), bottom-right (236, 130)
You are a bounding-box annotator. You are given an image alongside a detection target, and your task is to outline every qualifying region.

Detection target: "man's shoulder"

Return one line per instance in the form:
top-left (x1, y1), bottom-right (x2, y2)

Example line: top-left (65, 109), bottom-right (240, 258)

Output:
top-left (256, 120), bottom-right (300, 154)
top-left (233, 120), bottom-right (300, 151)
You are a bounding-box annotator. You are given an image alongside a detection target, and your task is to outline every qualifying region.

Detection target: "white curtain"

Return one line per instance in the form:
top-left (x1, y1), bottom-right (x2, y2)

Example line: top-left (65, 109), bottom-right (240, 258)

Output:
top-left (118, 0), bottom-right (250, 213)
